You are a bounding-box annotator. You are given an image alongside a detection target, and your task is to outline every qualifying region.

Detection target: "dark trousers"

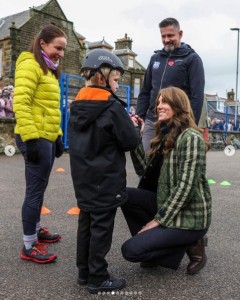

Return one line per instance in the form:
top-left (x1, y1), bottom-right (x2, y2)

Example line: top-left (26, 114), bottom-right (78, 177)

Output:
top-left (77, 208), bottom-right (117, 284)
top-left (121, 187), bottom-right (208, 270)
top-left (15, 135), bottom-right (55, 235)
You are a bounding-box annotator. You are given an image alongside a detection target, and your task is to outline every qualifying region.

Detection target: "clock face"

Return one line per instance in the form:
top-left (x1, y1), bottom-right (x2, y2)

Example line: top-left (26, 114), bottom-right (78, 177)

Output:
top-left (224, 145), bottom-right (235, 157)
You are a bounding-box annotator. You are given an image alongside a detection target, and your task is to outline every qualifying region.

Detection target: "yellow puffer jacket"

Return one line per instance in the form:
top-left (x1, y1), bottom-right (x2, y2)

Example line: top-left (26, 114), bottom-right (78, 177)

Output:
top-left (13, 51), bottom-right (62, 142)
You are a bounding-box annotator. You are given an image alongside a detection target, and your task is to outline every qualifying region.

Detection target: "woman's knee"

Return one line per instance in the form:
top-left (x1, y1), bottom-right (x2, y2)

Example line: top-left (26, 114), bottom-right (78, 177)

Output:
top-left (121, 238), bottom-right (141, 262)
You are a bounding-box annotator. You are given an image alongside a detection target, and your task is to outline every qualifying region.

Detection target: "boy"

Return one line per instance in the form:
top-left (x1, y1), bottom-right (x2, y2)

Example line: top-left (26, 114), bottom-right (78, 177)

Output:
top-left (68, 49), bottom-right (141, 294)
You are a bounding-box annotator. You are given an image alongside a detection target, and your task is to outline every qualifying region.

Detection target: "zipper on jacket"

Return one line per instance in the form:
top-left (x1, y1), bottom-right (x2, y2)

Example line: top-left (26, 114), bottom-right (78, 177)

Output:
top-left (159, 53), bottom-right (171, 90)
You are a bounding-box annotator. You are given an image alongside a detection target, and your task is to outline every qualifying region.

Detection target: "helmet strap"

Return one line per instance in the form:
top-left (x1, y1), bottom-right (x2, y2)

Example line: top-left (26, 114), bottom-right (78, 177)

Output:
top-left (98, 68), bottom-right (113, 89)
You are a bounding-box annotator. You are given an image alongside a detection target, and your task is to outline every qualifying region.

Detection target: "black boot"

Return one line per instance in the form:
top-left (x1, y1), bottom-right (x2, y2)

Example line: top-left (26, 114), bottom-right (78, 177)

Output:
top-left (186, 236), bottom-right (208, 275)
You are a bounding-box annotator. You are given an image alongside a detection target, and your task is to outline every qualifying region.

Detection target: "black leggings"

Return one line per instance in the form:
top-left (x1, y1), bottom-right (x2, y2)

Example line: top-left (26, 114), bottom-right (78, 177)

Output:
top-left (16, 135), bottom-right (55, 235)
top-left (121, 187), bottom-right (207, 270)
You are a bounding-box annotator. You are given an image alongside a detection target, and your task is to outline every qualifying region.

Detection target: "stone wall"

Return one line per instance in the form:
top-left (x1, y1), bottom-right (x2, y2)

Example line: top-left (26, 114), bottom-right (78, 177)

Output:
top-left (0, 118), bottom-right (17, 153)
top-left (0, 38), bottom-right (15, 88)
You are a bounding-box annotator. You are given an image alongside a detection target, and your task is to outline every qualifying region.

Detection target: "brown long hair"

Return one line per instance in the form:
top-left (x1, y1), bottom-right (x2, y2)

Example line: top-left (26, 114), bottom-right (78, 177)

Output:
top-left (148, 87), bottom-right (206, 157)
top-left (29, 24), bottom-right (67, 79)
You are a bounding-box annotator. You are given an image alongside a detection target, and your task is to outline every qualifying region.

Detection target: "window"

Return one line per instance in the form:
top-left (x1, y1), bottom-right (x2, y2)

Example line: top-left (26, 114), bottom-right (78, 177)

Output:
top-left (0, 19), bottom-right (5, 29)
top-left (0, 48), bottom-right (2, 77)
top-left (217, 100), bottom-right (224, 112)
top-left (129, 56), bottom-right (134, 68)
top-left (134, 78), bottom-right (140, 98)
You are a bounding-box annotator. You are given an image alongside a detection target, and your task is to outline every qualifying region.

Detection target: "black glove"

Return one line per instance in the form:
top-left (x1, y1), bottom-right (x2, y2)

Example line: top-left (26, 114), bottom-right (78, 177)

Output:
top-left (55, 136), bottom-right (64, 158)
top-left (26, 139), bottom-right (40, 163)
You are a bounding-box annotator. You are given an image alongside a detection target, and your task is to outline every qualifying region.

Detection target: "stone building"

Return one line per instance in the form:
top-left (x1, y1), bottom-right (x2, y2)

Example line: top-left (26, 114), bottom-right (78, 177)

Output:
top-left (206, 89), bottom-right (240, 127)
top-left (0, 0), bottom-right (146, 152)
top-left (0, 0), bottom-right (85, 88)
top-left (0, 0), bottom-right (145, 105)
top-left (85, 33), bottom-right (145, 107)
top-left (114, 33), bottom-right (145, 107)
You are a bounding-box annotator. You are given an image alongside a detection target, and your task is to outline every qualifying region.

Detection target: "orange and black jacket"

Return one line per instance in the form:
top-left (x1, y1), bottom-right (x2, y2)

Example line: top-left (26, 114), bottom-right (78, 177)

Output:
top-left (68, 86), bottom-right (141, 212)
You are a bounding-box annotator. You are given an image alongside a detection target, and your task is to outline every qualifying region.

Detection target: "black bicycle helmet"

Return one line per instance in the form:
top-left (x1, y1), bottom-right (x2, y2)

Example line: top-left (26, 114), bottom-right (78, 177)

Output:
top-left (81, 49), bottom-right (124, 75)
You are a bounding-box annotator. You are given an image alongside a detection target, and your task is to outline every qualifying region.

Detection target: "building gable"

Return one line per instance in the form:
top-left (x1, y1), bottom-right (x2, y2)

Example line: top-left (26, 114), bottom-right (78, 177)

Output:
top-left (40, 0), bottom-right (67, 20)
top-left (0, 0), bottom-right (85, 87)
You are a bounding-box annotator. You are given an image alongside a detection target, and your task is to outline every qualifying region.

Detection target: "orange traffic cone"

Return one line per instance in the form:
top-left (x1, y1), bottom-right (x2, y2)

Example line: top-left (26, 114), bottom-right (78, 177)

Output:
top-left (67, 207), bottom-right (80, 215)
top-left (41, 206), bottom-right (51, 215)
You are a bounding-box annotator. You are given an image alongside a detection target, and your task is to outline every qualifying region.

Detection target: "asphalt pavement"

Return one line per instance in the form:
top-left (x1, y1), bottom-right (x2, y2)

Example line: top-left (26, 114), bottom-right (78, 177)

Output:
top-left (0, 149), bottom-right (239, 300)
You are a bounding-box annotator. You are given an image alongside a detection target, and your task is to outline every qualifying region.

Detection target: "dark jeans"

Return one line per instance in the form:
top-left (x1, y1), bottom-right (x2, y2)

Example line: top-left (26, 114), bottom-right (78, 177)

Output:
top-left (15, 135), bottom-right (55, 235)
top-left (77, 208), bottom-right (117, 284)
top-left (121, 187), bottom-right (208, 270)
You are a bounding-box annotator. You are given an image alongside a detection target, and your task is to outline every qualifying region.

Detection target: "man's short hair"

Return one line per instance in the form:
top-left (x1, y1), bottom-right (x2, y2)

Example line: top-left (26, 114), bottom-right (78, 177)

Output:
top-left (159, 18), bottom-right (180, 29)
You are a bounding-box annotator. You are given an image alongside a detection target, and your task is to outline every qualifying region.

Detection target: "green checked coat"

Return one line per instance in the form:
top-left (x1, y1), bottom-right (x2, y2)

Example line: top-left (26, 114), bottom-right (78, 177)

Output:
top-left (131, 128), bottom-right (212, 230)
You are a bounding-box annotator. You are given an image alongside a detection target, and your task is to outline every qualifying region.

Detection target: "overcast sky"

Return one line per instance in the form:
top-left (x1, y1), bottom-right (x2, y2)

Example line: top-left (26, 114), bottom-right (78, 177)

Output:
top-left (1, 0), bottom-right (240, 98)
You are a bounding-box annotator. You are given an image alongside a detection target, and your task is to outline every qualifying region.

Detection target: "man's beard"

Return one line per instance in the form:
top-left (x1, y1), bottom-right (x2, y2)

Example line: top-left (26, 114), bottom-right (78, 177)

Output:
top-left (164, 45), bottom-right (175, 53)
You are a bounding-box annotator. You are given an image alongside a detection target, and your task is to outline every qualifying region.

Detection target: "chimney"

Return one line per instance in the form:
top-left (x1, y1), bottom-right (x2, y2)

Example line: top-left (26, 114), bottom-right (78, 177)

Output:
top-left (115, 33), bottom-right (133, 50)
top-left (227, 89), bottom-right (235, 101)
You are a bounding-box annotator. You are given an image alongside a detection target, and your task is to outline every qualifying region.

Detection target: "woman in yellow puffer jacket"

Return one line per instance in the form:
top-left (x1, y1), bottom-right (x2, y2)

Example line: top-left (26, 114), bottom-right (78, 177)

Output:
top-left (13, 24), bottom-right (67, 264)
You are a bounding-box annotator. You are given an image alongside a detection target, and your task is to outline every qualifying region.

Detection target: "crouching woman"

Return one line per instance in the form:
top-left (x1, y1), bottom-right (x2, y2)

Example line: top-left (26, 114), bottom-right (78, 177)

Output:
top-left (121, 86), bottom-right (212, 275)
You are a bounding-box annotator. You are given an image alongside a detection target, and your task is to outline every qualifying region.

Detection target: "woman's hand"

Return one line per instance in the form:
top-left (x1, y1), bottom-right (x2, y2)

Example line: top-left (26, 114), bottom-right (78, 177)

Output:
top-left (138, 219), bottom-right (159, 234)
top-left (55, 136), bottom-right (64, 158)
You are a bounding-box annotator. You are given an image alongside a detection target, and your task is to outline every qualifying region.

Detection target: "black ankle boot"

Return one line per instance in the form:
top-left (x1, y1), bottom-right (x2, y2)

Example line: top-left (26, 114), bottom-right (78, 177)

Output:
top-left (186, 236), bottom-right (208, 275)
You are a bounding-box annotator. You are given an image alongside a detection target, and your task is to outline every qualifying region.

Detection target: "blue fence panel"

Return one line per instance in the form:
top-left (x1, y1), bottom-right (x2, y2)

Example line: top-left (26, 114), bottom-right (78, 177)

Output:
top-left (60, 73), bottom-right (84, 149)
top-left (118, 84), bottom-right (131, 113)
top-left (60, 73), bottom-right (131, 149)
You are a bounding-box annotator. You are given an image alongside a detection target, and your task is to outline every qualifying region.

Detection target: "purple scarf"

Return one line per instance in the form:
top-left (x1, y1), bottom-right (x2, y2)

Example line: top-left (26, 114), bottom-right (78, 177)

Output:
top-left (41, 50), bottom-right (59, 70)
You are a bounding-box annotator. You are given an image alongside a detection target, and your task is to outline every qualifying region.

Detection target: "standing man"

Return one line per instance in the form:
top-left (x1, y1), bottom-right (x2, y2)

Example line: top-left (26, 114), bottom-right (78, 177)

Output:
top-left (136, 17), bottom-right (205, 152)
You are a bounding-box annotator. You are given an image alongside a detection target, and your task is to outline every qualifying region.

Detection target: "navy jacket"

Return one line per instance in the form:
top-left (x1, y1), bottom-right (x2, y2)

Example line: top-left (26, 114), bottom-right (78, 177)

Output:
top-left (68, 86), bottom-right (141, 212)
top-left (136, 43), bottom-right (205, 124)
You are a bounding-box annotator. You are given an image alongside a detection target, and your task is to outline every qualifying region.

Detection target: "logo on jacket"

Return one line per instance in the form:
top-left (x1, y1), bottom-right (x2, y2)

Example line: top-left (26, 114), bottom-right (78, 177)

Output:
top-left (153, 61), bottom-right (160, 69)
top-left (168, 60), bottom-right (174, 67)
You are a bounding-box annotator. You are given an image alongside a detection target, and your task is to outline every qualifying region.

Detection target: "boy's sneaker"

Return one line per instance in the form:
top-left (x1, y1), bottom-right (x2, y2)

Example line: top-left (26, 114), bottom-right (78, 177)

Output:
top-left (37, 227), bottom-right (61, 243)
top-left (20, 242), bottom-right (57, 264)
top-left (87, 278), bottom-right (126, 294)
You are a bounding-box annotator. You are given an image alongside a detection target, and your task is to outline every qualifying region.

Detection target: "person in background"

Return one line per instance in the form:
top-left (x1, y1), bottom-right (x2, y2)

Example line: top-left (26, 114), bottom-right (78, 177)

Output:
top-left (68, 49), bottom-right (141, 294)
top-left (2, 88), bottom-right (14, 118)
top-left (136, 17), bottom-right (205, 152)
top-left (227, 120), bottom-right (233, 131)
top-left (13, 24), bottom-right (67, 264)
top-left (0, 89), bottom-right (6, 118)
top-left (212, 118), bottom-right (224, 131)
top-left (122, 87), bottom-right (212, 276)
top-left (129, 106), bottom-right (136, 116)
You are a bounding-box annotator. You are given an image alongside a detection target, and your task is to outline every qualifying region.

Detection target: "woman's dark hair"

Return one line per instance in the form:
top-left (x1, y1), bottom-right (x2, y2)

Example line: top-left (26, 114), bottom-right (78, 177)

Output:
top-left (148, 86), bottom-right (208, 156)
top-left (29, 24), bottom-right (67, 79)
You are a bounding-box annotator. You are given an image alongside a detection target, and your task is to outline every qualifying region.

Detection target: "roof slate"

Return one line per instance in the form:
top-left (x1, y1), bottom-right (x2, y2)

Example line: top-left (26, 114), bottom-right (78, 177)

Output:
top-left (0, 5), bottom-right (45, 40)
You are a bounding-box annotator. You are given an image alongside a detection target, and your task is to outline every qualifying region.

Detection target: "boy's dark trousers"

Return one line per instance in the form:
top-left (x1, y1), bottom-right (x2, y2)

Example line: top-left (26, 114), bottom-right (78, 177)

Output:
top-left (77, 208), bottom-right (117, 284)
